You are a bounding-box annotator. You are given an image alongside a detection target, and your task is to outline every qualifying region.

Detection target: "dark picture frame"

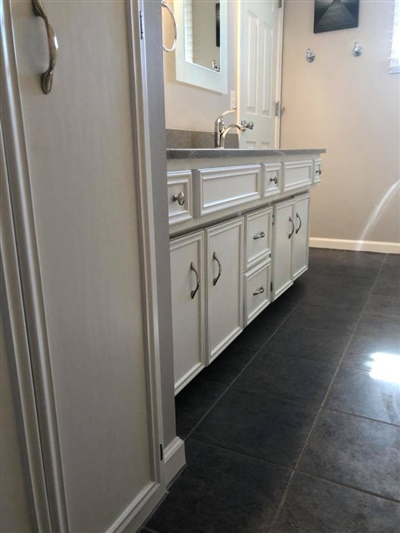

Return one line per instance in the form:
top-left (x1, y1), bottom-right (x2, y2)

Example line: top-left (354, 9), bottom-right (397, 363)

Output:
top-left (314, 0), bottom-right (360, 34)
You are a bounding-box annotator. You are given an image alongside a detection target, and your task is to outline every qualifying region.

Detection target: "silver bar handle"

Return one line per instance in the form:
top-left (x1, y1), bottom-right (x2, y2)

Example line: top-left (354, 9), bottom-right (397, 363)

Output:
top-left (190, 262), bottom-right (200, 299)
top-left (161, 1), bottom-right (177, 52)
top-left (288, 217), bottom-right (295, 239)
top-left (253, 287), bottom-right (265, 296)
top-left (32, 0), bottom-right (58, 94)
top-left (295, 213), bottom-right (302, 234)
top-left (253, 231), bottom-right (266, 240)
top-left (212, 252), bottom-right (222, 286)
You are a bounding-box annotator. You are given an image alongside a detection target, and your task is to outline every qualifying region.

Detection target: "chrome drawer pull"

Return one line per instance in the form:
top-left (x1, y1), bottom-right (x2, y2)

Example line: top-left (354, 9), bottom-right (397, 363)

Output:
top-left (253, 231), bottom-right (265, 240)
top-left (288, 217), bottom-right (295, 239)
top-left (270, 175), bottom-right (278, 184)
top-left (190, 262), bottom-right (200, 299)
top-left (253, 287), bottom-right (264, 296)
top-left (172, 192), bottom-right (185, 206)
top-left (295, 213), bottom-right (302, 234)
top-left (212, 252), bottom-right (222, 286)
top-left (32, 0), bottom-right (58, 94)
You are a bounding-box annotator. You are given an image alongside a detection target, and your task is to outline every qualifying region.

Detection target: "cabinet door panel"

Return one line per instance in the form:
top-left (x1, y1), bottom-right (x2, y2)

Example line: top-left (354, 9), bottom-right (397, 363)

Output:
top-left (292, 194), bottom-right (310, 280)
top-left (244, 260), bottom-right (271, 325)
top-left (272, 200), bottom-right (294, 299)
top-left (207, 218), bottom-right (244, 362)
top-left (170, 232), bottom-right (205, 393)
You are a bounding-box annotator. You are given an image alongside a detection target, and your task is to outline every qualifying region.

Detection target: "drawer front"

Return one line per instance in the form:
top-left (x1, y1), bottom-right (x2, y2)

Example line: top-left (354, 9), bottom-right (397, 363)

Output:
top-left (264, 163), bottom-right (282, 198)
top-left (167, 171), bottom-right (193, 225)
top-left (245, 207), bottom-right (272, 269)
top-left (313, 158), bottom-right (322, 184)
top-left (244, 260), bottom-right (271, 325)
top-left (283, 160), bottom-right (313, 192)
top-left (195, 165), bottom-right (262, 216)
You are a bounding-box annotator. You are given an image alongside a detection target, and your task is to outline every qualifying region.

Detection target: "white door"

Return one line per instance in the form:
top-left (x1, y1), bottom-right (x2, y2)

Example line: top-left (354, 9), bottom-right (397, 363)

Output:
top-left (272, 199), bottom-right (294, 299)
top-left (292, 194), bottom-right (311, 280)
top-left (7, 1), bottom-right (164, 531)
top-left (238, 0), bottom-right (283, 149)
top-left (207, 218), bottom-right (244, 362)
top-left (170, 232), bottom-right (205, 394)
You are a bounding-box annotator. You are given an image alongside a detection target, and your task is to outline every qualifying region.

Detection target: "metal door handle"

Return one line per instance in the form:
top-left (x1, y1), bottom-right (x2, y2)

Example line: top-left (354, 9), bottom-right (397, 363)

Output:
top-left (295, 213), bottom-right (302, 234)
top-left (172, 192), bottom-right (185, 206)
top-left (32, 0), bottom-right (58, 94)
top-left (161, 0), bottom-right (177, 52)
top-left (288, 217), bottom-right (295, 239)
top-left (253, 231), bottom-right (265, 240)
top-left (253, 287), bottom-right (264, 296)
top-left (190, 262), bottom-right (200, 299)
top-left (212, 252), bottom-right (222, 286)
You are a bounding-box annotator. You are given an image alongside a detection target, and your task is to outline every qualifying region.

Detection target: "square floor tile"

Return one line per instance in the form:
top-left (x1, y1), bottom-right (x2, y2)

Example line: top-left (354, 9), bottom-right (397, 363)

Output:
top-left (233, 351), bottom-right (335, 405)
top-left (233, 319), bottom-right (279, 350)
top-left (302, 286), bottom-right (369, 311)
top-left (364, 294), bottom-right (400, 318)
top-left (343, 334), bottom-right (400, 371)
top-left (355, 314), bottom-right (400, 340)
top-left (327, 366), bottom-right (400, 425)
top-left (300, 410), bottom-right (400, 501)
top-left (372, 277), bottom-right (400, 297)
top-left (201, 344), bottom-right (257, 385)
top-left (147, 439), bottom-right (292, 533)
top-left (272, 473), bottom-right (400, 533)
top-left (192, 388), bottom-right (318, 468)
top-left (285, 304), bottom-right (360, 334)
top-left (175, 379), bottom-right (228, 438)
top-left (266, 325), bottom-right (349, 364)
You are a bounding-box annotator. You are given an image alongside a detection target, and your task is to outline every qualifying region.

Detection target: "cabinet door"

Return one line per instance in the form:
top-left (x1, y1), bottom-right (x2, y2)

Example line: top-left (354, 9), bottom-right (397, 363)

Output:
top-left (272, 199), bottom-right (294, 299)
top-left (207, 218), bottom-right (244, 362)
top-left (292, 194), bottom-right (310, 280)
top-left (170, 232), bottom-right (205, 394)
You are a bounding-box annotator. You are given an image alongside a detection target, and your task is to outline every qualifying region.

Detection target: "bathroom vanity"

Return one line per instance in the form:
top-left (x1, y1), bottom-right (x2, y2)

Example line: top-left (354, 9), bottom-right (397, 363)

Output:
top-left (167, 148), bottom-right (325, 393)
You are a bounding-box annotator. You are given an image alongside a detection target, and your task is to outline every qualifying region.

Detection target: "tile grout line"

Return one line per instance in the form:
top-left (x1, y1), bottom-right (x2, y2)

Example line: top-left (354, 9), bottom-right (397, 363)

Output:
top-left (268, 254), bottom-right (389, 532)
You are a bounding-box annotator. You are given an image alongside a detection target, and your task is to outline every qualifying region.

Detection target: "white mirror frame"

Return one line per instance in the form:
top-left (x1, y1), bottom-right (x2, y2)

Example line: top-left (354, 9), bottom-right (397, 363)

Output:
top-left (175, 0), bottom-right (228, 94)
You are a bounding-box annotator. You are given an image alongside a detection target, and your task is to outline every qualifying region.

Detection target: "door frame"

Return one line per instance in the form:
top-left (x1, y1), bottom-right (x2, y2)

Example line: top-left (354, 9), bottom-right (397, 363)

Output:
top-left (0, 0), bottom-right (172, 530)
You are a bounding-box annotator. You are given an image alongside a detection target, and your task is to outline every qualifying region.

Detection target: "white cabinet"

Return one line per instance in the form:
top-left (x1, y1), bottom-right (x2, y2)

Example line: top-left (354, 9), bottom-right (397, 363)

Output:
top-left (207, 218), bottom-right (244, 362)
top-left (170, 232), bottom-right (205, 394)
top-left (245, 207), bottom-right (273, 269)
top-left (244, 260), bottom-right (272, 325)
top-left (272, 193), bottom-right (310, 300)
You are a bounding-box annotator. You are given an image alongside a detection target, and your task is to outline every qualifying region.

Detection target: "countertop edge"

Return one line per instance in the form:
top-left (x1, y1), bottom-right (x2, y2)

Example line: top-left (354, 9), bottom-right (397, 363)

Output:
top-left (166, 148), bottom-right (326, 160)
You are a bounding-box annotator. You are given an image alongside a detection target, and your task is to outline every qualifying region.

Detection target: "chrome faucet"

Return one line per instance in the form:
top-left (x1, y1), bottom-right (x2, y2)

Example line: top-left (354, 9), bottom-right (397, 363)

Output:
top-left (214, 108), bottom-right (254, 148)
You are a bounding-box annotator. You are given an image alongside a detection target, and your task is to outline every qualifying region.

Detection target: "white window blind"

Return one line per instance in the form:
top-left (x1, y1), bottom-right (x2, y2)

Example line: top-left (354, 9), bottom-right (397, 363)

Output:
top-left (390, 0), bottom-right (400, 73)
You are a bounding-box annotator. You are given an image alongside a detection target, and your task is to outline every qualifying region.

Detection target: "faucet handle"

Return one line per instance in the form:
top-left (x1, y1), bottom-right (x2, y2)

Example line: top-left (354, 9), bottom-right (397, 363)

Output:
top-left (240, 120), bottom-right (254, 130)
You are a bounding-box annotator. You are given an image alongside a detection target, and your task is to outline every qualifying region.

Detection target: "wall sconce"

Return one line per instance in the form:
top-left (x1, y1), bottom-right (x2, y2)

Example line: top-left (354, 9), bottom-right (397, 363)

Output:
top-left (353, 42), bottom-right (363, 57)
top-left (306, 48), bottom-right (315, 63)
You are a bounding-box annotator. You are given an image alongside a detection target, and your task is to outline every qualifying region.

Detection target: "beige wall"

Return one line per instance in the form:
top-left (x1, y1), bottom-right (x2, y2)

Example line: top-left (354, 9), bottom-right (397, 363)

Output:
top-left (162, 0), bottom-right (237, 131)
top-left (281, 0), bottom-right (400, 248)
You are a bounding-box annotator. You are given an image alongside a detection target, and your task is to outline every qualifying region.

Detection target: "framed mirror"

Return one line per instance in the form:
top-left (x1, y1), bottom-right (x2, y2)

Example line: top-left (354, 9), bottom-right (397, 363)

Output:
top-left (174, 0), bottom-right (228, 93)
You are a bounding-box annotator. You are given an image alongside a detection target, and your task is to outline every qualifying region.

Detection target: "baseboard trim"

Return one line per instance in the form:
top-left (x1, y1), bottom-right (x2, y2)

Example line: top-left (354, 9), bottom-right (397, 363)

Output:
top-left (164, 437), bottom-right (186, 486)
top-left (310, 238), bottom-right (400, 254)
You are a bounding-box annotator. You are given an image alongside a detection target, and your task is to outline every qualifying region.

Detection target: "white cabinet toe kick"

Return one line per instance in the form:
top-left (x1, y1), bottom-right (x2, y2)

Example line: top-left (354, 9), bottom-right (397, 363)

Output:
top-left (167, 151), bottom-right (325, 393)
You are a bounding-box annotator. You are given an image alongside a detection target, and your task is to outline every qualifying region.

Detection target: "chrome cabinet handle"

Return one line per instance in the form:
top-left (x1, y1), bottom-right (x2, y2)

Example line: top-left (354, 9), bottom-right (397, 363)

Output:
top-left (190, 262), bottom-right (200, 299)
top-left (212, 252), bottom-right (222, 286)
top-left (253, 287), bottom-right (265, 296)
top-left (172, 192), bottom-right (185, 206)
top-left (295, 213), bottom-right (302, 234)
top-left (270, 175), bottom-right (278, 184)
top-left (253, 231), bottom-right (265, 240)
top-left (161, 0), bottom-right (177, 52)
top-left (32, 0), bottom-right (58, 94)
top-left (288, 217), bottom-right (295, 239)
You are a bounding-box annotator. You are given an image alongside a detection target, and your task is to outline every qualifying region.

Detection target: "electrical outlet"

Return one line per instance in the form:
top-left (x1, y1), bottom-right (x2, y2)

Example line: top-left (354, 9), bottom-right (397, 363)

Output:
top-left (230, 90), bottom-right (236, 109)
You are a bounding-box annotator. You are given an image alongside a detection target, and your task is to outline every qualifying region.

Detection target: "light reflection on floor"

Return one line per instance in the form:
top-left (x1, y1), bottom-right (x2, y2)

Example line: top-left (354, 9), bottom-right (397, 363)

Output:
top-left (369, 352), bottom-right (400, 385)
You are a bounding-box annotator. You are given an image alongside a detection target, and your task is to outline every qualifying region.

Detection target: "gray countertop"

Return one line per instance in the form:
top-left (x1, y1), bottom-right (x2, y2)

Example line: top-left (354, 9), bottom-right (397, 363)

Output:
top-left (167, 148), bottom-right (326, 160)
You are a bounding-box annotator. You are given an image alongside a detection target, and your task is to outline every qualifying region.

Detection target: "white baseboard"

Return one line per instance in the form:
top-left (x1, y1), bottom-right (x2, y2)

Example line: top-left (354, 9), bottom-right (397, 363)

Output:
top-left (310, 238), bottom-right (400, 254)
top-left (164, 436), bottom-right (186, 486)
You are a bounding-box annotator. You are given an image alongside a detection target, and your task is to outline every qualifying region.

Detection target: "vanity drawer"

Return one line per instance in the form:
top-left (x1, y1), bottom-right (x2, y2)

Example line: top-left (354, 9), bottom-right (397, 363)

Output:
top-left (263, 163), bottom-right (282, 198)
top-left (283, 160), bottom-right (313, 192)
top-left (194, 165), bottom-right (262, 216)
top-left (167, 171), bottom-right (193, 225)
top-left (244, 260), bottom-right (271, 326)
top-left (245, 207), bottom-right (272, 270)
top-left (313, 158), bottom-right (322, 184)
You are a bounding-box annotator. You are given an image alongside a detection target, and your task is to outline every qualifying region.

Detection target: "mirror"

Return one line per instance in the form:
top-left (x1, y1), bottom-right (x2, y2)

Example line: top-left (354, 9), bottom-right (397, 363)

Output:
top-left (175, 0), bottom-right (228, 93)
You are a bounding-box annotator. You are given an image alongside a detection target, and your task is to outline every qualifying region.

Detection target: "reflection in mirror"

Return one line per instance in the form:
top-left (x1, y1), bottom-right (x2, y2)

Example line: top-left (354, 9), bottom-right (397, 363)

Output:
top-left (175, 0), bottom-right (228, 93)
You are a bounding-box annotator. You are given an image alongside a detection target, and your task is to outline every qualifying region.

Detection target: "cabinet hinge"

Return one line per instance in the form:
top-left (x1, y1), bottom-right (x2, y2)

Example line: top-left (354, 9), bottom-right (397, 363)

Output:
top-left (270, 281), bottom-right (273, 292)
top-left (139, 10), bottom-right (144, 40)
top-left (272, 214), bottom-right (275, 226)
top-left (275, 101), bottom-right (282, 117)
top-left (278, 0), bottom-right (283, 8)
top-left (160, 444), bottom-right (164, 461)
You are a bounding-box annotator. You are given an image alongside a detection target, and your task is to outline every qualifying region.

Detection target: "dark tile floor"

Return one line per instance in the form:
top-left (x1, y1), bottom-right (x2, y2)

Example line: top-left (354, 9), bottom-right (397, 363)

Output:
top-left (144, 249), bottom-right (400, 533)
